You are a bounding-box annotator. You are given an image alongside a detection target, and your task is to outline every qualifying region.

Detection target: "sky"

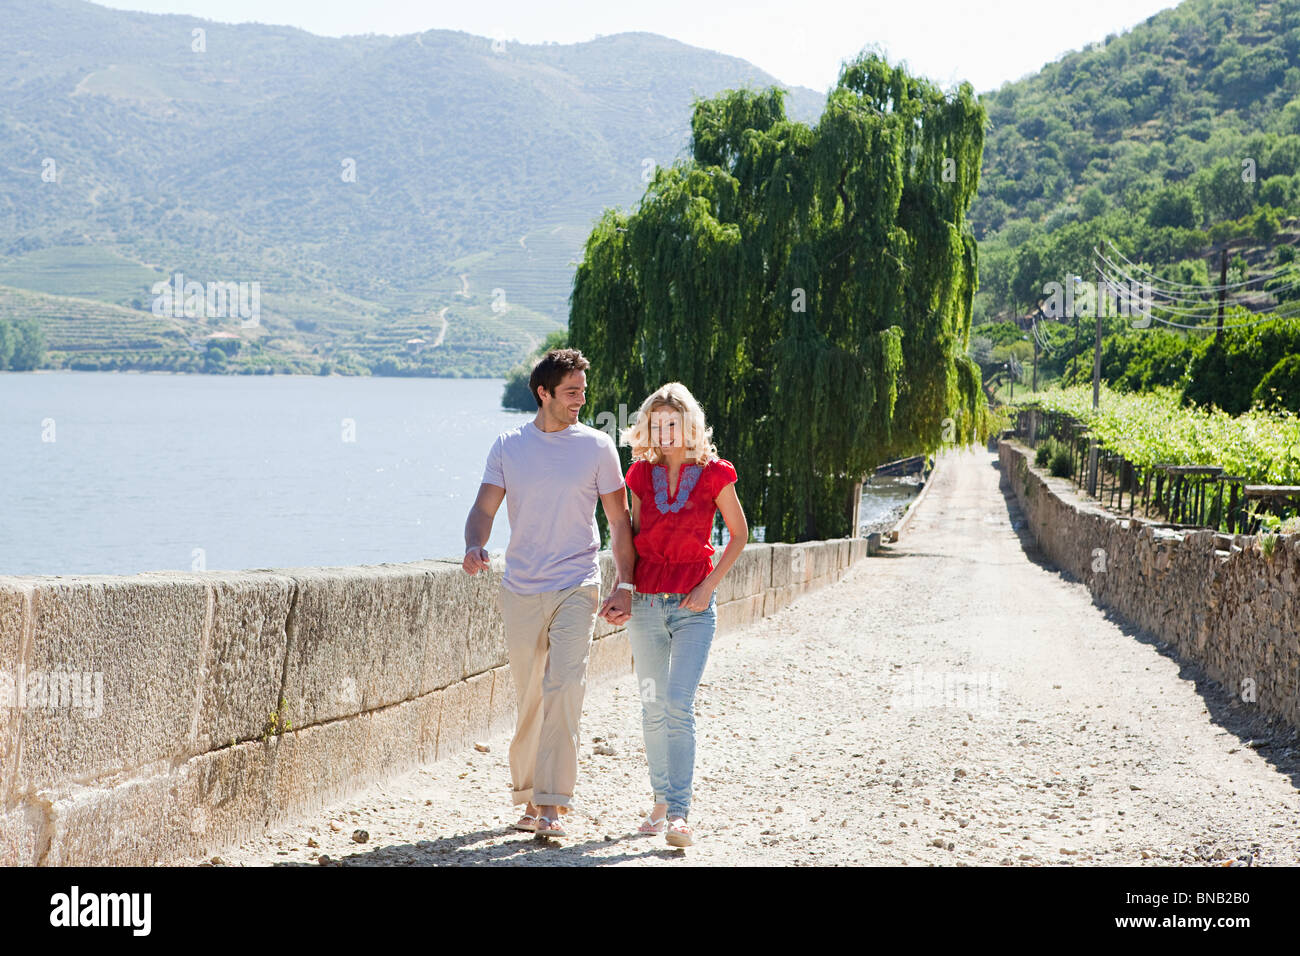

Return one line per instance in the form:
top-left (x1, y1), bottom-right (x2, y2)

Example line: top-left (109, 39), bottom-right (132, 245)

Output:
top-left (91, 0), bottom-right (1180, 94)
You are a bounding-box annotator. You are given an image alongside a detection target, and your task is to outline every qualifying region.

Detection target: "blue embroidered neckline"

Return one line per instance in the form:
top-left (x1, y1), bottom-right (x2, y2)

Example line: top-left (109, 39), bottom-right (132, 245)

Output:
top-left (651, 463), bottom-right (702, 514)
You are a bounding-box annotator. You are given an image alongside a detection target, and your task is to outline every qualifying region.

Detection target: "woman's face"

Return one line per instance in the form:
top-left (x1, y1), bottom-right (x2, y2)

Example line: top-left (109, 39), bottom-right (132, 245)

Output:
top-left (648, 406), bottom-right (685, 450)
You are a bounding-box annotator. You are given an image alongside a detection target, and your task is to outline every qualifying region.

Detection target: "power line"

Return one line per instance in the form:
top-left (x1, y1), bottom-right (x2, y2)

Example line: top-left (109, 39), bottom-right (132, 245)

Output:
top-left (1092, 256), bottom-right (1300, 330)
top-left (1093, 250), bottom-right (1219, 305)
top-left (1030, 312), bottom-right (1061, 353)
top-left (1095, 267), bottom-right (1300, 329)
top-left (1105, 237), bottom-right (1300, 291)
top-left (1095, 246), bottom-right (1300, 307)
top-left (1097, 269), bottom-right (1287, 321)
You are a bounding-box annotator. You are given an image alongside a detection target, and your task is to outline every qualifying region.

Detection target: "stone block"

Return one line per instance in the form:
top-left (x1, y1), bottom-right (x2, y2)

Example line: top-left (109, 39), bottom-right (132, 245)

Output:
top-left (769, 543), bottom-right (797, 589)
top-left (487, 665), bottom-right (516, 737)
top-left (434, 679), bottom-right (469, 762)
top-left (363, 694), bottom-right (435, 782)
top-left (0, 804), bottom-right (43, 867)
top-left (714, 545), bottom-right (772, 605)
top-left (716, 593), bottom-right (764, 634)
top-left (192, 571), bottom-right (295, 754)
top-left (807, 542), bottom-right (839, 583)
top-left (763, 584), bottom-right (800, 617)
top-left (13, 573), bottom-right (209, 795)
top-left (0, 579), bottom-right (29, 805)
top-left (435, 673), bottom-right (492, 760)
top-left (588, 632), bottom-right (632, 686)
top-left (280, 564), bottom-right (432, 729)
top-left (267, 711), bottom-right (369, 821)
top-left (464, 671), bottom-right (493, 744)
top-left (46, 740), bottom-right (274, 867)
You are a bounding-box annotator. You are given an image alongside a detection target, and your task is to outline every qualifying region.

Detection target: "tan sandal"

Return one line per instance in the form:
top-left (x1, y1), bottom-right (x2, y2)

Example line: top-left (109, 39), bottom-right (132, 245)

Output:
top-left (665, 817), bottom-right (694, 847)
top-left (535, 815), bottom-right (567, 838)
top-left (512, 813), bottom-right (538, 832)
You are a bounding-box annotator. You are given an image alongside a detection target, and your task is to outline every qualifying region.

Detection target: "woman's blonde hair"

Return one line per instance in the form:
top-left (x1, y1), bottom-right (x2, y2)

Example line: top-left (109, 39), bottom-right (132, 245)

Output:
top-left (619, 382), bottom-right (718, 464)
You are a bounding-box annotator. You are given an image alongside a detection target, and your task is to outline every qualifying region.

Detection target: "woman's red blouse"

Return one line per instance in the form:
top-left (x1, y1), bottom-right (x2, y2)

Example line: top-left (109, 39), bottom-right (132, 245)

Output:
top-left (625, 457), bottom-right (738, 594)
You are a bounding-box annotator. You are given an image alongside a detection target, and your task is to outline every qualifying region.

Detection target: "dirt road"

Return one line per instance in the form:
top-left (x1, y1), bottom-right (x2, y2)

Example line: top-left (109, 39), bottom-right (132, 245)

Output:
top-left (177, 446), bottom-right (1300, 866)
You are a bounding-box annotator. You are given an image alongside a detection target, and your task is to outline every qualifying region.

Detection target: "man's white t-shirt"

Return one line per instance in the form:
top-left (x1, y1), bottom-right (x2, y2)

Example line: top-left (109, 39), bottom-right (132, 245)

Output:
top-left (481, 420), bottom-right (625, 595)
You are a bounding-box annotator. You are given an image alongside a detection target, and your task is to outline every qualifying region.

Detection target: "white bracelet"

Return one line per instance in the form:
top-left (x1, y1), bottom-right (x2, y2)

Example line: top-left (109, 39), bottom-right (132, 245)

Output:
top-left (616, 582), bottom-right (634, 592)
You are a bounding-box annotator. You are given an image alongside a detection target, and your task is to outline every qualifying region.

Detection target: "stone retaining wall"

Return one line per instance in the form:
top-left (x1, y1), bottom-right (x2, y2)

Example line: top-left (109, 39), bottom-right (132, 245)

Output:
top-left (999, 438), bottom-right (1300, 730)
top-left (0, 537), bottom-right (866, 865)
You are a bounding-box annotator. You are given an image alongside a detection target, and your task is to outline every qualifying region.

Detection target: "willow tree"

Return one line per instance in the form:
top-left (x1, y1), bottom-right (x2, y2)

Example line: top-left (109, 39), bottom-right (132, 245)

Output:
top-left (570, 52), bottom-right (989, 541)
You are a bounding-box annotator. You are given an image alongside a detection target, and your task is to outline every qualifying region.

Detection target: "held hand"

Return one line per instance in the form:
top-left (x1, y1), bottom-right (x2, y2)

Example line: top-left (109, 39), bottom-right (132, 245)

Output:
top-left (599, 588), bottom-right (632, 625)
top-left (679, 583), bottom-right (714, 612)
top-left (462, 546), bottom-right (490, 575)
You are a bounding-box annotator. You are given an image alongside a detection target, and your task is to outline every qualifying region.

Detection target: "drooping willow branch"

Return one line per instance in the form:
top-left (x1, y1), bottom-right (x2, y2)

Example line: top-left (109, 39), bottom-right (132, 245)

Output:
top-left (571, 52), bottom-right (991, 541)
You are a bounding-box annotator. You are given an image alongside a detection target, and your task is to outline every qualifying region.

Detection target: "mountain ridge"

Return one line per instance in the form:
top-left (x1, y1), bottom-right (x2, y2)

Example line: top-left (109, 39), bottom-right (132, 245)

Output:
top-left (0, 0), bottom-right (826, 375)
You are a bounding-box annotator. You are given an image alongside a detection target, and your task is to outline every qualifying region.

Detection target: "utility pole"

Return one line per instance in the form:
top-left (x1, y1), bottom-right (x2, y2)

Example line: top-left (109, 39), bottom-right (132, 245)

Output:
top-left (1088, 249), bottom-right (1103, 497)
top-left (1070, 275), bottom-right (1082, 384)
top-left (1032, 310), bottom-right (1040, 392)
top-left (1072, 310), bottom-right (1079, 382)
top-left (1215, 246), bottom-right (1228, 344)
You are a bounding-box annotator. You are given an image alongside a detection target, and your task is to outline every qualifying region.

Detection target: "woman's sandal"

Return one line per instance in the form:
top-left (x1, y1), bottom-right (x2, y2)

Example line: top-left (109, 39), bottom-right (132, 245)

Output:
top-left (665, 817), bottom-right (694, 847)
top-left (512, 813), bottom-right (538, 832)
top-left (638, 812), bottom-right (667, 835)
top-left (535, 815), bottom-right (567, 838)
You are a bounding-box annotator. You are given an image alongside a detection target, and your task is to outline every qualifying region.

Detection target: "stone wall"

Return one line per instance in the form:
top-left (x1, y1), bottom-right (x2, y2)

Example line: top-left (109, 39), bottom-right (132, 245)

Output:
top-left (0, 537), bottom-right (866, 865)
top-left (999, 439), bottom-right (1300, 730)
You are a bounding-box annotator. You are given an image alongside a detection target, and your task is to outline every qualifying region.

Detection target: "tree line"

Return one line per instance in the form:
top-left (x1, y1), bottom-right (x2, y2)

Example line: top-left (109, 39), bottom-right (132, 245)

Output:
top-left (0, 319), bottom-right (46, 370)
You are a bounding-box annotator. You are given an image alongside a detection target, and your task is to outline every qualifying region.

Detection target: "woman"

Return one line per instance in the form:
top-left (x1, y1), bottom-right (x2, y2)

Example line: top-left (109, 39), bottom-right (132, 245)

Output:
top-left (613, 382), bottom-right (747, 847)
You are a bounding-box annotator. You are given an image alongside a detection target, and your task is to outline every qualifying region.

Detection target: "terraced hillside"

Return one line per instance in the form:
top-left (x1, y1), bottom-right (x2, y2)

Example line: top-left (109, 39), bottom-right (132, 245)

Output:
top-left (0, 0), bottom-right (825, 375)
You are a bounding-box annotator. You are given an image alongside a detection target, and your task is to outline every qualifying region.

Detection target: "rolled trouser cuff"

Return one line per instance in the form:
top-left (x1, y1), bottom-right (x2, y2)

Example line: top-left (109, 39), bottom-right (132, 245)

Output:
top-left (532, 792), bottom-right (572, 809)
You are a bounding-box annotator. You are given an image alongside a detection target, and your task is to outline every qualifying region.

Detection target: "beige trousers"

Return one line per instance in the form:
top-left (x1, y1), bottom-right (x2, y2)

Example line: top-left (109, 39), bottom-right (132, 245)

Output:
top-left (497, 582), bottom-right (599, 809)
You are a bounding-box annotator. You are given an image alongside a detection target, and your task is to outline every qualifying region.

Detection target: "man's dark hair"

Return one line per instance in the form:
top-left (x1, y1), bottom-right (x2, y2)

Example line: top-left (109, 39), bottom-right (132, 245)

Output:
top-left (529, 348), bottom-right (590, 408)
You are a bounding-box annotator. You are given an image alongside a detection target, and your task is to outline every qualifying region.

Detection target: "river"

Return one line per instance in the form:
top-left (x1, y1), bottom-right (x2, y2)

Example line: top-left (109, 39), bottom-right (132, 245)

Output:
top-left (0, 372), bottom-right (917, 575)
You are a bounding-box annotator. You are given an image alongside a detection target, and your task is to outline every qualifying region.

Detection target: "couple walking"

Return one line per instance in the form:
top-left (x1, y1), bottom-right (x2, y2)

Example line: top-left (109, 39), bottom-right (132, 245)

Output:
top-left (462, 348), bottom-right (747, 846)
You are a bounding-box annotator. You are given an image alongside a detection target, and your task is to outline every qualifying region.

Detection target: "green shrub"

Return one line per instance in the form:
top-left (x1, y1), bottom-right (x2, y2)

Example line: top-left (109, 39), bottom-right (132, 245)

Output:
top-left (1253, 354), bottom-right (1300, 412)
top-left (1034, 436), bottom-right (1074, 477)
top-left (1049, 442), bottom-right (1073, 478)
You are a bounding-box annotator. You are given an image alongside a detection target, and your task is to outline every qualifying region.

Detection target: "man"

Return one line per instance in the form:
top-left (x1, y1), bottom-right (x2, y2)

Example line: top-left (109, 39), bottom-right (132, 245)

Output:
top-left (462, 348), bottom-right (636, 838)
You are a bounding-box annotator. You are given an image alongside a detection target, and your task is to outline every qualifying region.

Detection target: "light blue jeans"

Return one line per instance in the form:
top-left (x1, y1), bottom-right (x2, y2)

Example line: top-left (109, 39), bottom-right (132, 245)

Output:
top-left (625, 590), bottom-right (717, 821)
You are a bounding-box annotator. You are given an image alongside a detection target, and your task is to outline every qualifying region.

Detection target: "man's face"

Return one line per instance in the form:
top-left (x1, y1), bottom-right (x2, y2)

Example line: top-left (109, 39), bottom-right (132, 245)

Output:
top-left (649, 407), bottom-right (685, 449)
top-left (541, 369), bottom-right (586, 424)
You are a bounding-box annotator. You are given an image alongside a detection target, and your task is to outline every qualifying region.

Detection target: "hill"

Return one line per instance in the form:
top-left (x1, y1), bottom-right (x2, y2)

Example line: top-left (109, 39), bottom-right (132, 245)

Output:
top-left (0, 0), bottom-right (825, 375)
top-left (974, 0), bottom-right (1300, 323)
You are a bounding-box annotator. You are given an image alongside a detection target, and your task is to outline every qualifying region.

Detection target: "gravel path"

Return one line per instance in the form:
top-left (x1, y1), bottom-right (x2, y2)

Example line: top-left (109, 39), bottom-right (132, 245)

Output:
top-left (176, 446), bottom-right (1300, 866)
